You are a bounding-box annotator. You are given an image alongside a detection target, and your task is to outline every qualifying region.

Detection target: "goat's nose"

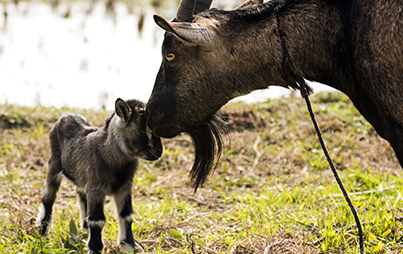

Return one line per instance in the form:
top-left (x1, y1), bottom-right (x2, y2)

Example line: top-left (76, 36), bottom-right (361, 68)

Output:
top-left (145, 103), bottom-right (166, 130)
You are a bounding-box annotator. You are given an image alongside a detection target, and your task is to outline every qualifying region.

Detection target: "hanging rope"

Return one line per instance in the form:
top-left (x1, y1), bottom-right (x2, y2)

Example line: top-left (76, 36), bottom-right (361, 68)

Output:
top-left (273, 12), bottom-right (364, 254)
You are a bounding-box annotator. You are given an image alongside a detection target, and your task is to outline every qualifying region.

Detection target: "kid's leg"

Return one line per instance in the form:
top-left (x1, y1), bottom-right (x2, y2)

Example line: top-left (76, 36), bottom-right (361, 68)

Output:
top-left (37, 157), bottom-right (63, 235)
top-left (77, 189), bottom-right (88, 230)
top-left (87, 191), bottom-right (106, 254)
top-left (114, 191), bottom-right (140, 252)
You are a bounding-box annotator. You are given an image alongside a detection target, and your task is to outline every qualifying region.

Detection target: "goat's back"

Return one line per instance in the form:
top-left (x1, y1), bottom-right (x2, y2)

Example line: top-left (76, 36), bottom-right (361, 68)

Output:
top-left (53, 113), bottom-right (98, 139)
top-left (48, 114), bottom-right (101, 187)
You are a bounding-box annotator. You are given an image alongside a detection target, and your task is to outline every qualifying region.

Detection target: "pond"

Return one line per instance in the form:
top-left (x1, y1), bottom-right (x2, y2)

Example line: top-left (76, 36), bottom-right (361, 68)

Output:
top-left (0, 0), bottom-right (333, 110)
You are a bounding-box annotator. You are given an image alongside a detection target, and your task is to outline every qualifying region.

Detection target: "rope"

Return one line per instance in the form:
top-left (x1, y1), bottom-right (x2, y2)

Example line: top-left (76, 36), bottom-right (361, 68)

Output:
top-left (274, 13), bottom-right (365, 254)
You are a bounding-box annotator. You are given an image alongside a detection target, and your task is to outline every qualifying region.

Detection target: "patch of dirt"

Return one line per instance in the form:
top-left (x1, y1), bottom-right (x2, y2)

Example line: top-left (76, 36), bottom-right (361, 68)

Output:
top-left (221, 110), bottom-right (266, 132)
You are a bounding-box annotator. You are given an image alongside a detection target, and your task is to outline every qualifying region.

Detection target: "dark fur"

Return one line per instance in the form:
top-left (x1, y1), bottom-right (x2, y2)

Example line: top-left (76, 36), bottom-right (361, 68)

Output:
top-left (146, 0), bottom-right (403, 186)
top-left (37, 98), bottom-right (162, 253)
top-left (187, 115), bottom-right (226, 191)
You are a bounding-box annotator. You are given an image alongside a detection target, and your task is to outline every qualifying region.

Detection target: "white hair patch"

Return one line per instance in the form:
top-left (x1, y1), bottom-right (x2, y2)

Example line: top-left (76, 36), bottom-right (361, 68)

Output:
top-left (36, 203), bottom-right (46, 227)
top-left (88, 220), bottom-right (105, 229)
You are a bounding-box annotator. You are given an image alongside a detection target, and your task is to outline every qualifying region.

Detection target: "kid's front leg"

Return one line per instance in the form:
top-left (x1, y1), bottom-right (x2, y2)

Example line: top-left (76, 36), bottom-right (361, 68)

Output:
top-left (87, 191), bottom-right (106, 254)
top-left (114, 191), bottom-right (139, 252)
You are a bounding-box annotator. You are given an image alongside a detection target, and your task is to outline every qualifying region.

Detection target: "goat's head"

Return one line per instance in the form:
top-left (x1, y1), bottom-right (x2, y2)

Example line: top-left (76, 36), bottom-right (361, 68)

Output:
top-left (146, 0), bottom-right (269, 190)
top-left (146, 0), bottom-right (266, 139)
top-left (114, 98), bottom-right (163, 161)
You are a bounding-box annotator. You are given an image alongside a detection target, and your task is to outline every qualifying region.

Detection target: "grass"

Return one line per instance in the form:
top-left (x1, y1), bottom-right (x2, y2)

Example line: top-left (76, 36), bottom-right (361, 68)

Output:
top-left (1, 91), bottom-right (403, 253)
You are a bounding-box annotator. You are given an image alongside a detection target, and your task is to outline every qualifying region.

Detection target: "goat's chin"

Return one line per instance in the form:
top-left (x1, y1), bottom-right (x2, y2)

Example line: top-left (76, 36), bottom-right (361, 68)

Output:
top-left (186, 115), bottom-right (227, 192)
top-left (152, 126), bottom-right (179, 138)
top-left (140, 150), bottom-right (162, 161)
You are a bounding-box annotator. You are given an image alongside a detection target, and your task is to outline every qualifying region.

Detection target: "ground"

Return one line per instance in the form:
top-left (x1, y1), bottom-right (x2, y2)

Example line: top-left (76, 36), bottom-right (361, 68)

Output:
top-left (1, 91), bottom-right (403, 253)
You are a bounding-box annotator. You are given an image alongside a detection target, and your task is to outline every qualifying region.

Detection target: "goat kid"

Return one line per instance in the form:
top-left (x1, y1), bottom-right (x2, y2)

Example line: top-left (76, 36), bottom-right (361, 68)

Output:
top-left (37, 98), bottom-right (162, 253)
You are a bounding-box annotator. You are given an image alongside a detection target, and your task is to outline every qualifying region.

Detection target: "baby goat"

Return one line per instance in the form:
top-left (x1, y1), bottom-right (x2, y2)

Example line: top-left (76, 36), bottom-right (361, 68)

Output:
top-left (37, 98), bottom-right (162, 253)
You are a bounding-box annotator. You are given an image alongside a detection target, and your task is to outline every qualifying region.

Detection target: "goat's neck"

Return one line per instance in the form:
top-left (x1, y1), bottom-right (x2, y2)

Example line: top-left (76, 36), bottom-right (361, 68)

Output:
top-left (102, 118), bottom-right (133, 165)
top-left (276, 0), bottom-right (350, 93)
top-left (221, 0), bottom-right (350, 95)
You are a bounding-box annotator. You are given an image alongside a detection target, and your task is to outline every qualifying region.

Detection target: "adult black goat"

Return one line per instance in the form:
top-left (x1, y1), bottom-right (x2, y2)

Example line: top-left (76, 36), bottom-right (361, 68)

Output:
top-left (146, 0), bottom-right (403, 189)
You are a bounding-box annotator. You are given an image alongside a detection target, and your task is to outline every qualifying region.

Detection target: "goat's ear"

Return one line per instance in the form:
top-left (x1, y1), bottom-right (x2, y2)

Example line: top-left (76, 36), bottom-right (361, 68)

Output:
top-left (115, 98), bottom-right (132, 122)
top-left (154, 14), bottom-right (215, 48)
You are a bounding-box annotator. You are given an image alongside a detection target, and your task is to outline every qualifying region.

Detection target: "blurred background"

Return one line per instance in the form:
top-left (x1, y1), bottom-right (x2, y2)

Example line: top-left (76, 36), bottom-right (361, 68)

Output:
top-left (0, 0), bottom-right (333, 110)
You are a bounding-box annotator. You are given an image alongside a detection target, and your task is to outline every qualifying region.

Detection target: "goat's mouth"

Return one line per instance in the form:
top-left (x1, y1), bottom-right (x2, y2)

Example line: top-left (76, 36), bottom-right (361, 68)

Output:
top-left (185, 115), bottom-right (227, 192)
top-left (147, 116), bottom-right (182, 138)
top-left (152, 124), bottom-right (180, 138)
top-left (146, 110), bottom-right (227, 191)
top-left (144, 149), bottom-right (163, 161)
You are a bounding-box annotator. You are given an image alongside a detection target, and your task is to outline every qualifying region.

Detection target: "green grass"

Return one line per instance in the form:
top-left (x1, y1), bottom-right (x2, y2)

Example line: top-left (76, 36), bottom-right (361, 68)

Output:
top-left (1, 91), bottom-right (403, 253)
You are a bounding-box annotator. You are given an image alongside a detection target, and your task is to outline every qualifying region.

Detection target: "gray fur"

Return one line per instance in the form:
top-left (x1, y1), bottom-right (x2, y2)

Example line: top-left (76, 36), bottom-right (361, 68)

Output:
top-left (37, 98), bottom-right (162, 253)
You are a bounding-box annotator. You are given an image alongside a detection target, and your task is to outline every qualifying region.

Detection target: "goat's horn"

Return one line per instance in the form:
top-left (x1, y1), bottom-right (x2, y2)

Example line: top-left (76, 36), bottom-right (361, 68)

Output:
top-left (194, 0), bottom-right (212, 14)
top-left (175, 0), bottom-right (197, 22)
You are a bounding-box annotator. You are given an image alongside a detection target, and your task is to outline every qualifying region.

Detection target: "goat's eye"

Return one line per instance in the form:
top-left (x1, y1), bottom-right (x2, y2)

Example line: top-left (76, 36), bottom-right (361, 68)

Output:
top-left (165, 53), bottom-right (175, 61)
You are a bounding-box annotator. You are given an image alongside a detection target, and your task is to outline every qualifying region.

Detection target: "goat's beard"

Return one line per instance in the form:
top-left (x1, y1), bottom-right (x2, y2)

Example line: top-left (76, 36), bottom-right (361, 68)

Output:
top-left (186, 115), bottom-right (227, 192)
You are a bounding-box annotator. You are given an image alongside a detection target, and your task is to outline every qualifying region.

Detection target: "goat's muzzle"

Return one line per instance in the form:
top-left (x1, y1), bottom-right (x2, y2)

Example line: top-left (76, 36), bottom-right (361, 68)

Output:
top-left (145, 103), bottom-right (180, 138)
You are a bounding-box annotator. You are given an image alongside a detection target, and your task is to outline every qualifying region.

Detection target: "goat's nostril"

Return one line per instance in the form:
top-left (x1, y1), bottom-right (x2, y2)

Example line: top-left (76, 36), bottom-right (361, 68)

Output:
top-left (145, 106), bottom-right (166, 130)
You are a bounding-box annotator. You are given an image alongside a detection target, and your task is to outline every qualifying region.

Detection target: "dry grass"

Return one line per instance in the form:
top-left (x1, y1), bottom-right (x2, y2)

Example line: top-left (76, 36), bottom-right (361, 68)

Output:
top-left (1, 91), bottom-right (403, 253)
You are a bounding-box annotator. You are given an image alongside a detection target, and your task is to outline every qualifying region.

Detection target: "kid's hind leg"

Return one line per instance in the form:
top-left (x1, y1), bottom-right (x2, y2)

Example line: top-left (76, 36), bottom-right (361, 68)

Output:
top-left (37, 156), bottom-right (63, 235)
top-left (87, 190), bottom-right (106, 253)
top-left (77, 189), bottom-right (88, 230)
top-left (114, 191), bottom-right (142, 252)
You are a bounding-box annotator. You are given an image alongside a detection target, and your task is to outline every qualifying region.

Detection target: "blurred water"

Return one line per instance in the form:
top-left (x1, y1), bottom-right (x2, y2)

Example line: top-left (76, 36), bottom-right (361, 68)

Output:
top-left (0, 1), bottom-right (167, 110)
top-left (0, 1), bottom-right (333, 110)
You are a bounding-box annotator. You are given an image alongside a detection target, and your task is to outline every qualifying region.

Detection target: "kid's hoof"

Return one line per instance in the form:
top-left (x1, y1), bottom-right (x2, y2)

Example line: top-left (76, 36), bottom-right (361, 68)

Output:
top-left (120, 241), bottom-right (144, 253)
top-left (37, 222), bottom-right (49, 236)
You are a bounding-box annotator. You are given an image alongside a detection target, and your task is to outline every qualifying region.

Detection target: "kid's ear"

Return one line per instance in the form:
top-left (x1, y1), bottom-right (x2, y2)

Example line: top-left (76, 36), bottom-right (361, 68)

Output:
top-left (115, 98), bottom-right (132, 122)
